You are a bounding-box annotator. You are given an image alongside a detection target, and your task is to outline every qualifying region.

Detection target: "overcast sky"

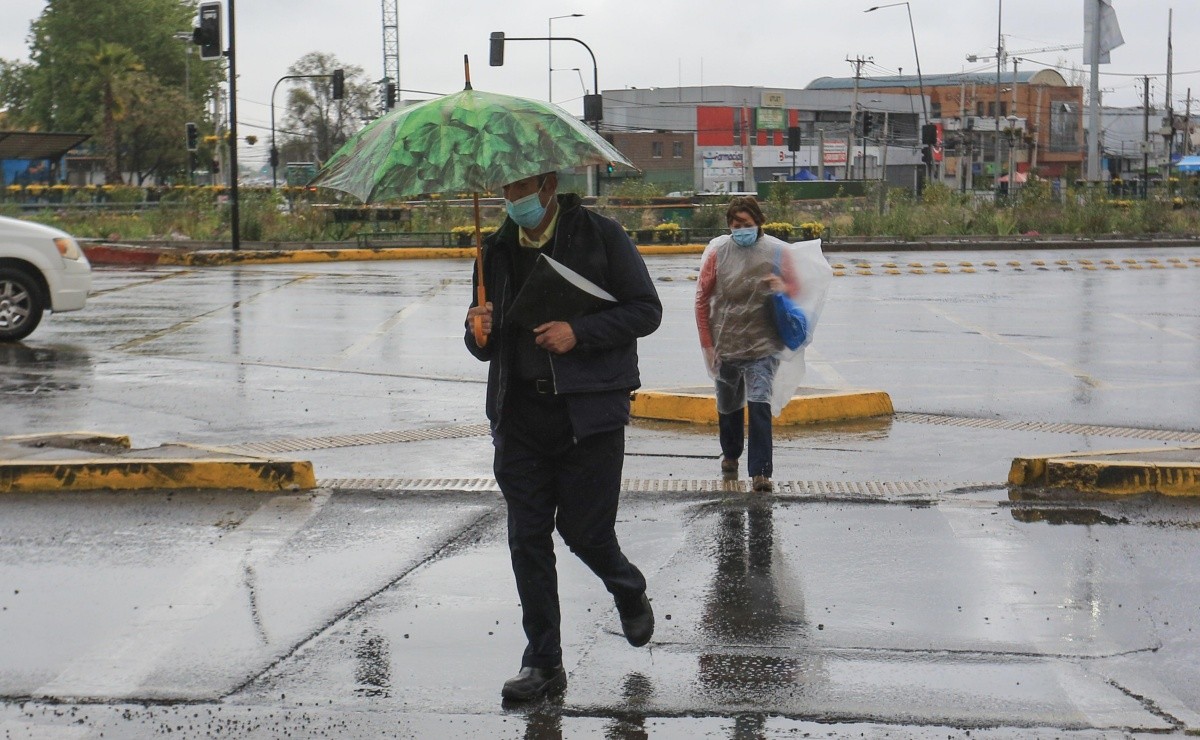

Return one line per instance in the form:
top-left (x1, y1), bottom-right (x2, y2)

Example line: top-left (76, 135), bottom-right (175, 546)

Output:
top-left (3, 0), bottom-right (1197, 168)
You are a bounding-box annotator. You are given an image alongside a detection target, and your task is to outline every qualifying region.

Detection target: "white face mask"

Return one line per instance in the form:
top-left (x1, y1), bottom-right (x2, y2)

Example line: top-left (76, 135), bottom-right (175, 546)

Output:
top-left (731, 226), bottom-right (758, 247)
top-left (505, 179), bottom-right (548, 228)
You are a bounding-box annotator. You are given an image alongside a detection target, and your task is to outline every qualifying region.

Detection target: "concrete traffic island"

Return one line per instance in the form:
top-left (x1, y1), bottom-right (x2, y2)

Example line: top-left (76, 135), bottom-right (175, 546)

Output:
top-left (0, 432), bottom-right (315, 493)
top-left (630, 386), bottom-right (893, 425)
top-left (1009, 445), bottom-right (1200, 497)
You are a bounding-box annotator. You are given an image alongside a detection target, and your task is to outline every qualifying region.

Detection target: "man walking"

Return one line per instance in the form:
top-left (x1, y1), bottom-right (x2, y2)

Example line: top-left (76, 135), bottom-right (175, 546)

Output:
top-left (465, 171), bottom-right (661, 702)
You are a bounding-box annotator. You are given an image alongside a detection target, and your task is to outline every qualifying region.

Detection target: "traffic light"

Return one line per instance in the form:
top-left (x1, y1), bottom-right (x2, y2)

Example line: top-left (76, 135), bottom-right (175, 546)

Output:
top-left (185, 122), bottom-right (198, 152)
top-left (332, 69), bottom-right (345, 100)
top-left (921, 145), bottom-right (933, 166)
top-left (386, 82), bottom-right (397, 109)
top-left (921, 123), bottom-right (938, 146)
top-left (861, 112), bottom-right (873, 138)
top-left (489, 32), bottom-right (505, 66)
top-left (210, 158), bottom-right (219, 174)
top-left (787, 126), bottom-right (801, 152)
top-left (192, 2), bottom-right (222, 61)
top-left (583, 94), bottom-right (603, 124)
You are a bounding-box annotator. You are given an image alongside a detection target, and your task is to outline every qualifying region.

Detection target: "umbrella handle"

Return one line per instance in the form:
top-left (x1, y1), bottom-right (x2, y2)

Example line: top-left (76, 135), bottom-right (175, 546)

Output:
top-left (472, 288), bottom-right (488, 347)
top-left (472, 193), bottom-right (488, 347)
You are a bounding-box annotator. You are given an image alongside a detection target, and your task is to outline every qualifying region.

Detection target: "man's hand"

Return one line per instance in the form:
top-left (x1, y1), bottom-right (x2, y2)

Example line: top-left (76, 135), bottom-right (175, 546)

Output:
top-left (466, 302), bottom-right (493, 337)
top-left (702, 346), bottom-right (720, 376)
top-left (533, 321), bottom-right (577, 354)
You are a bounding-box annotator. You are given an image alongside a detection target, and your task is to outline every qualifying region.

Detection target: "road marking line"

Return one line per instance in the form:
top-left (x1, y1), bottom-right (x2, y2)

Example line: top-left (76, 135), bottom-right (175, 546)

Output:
top-left (333, 279), bottom-right (452, 362)
top-left (921, 303), bottom-right (1110, 389)
top-left (112, 275), bottom-right (316, 352)
top-left (35, 492), bottom-right (330, 700)
top-left (801, 345), bottom-right (852, 387)
top-left (1110, 313), bottom-right (1199, 342)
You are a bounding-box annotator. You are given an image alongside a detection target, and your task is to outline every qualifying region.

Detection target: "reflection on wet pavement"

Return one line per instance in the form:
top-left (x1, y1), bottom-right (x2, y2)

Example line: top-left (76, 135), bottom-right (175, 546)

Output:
top-left (353, 631), bottom-right (391, 698)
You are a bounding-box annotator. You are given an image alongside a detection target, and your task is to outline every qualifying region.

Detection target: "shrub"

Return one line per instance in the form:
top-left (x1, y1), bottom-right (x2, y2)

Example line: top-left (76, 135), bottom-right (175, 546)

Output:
top-left (796, 221), bottom-right (825, 240)
top-left (653, 222), bottom-right (681, 243)
top-left (762, 222), bottom-right (794, 240)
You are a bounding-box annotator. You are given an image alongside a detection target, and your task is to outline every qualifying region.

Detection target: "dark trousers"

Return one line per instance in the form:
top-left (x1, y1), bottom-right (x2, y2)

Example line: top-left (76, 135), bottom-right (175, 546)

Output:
top-left (718, 401), bottom-right (773, 478)
top-left (493, 387), bottom-right (647, 669)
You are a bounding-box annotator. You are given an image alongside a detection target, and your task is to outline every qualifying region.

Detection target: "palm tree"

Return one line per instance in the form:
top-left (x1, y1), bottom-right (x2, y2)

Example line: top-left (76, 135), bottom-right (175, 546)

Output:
top-left (91, 42), bottom-right (144, 184)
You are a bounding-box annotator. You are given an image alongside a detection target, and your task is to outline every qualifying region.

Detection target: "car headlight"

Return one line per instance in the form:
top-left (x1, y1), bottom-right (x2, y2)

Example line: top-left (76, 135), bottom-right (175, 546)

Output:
top-left (54, 237), bottom-right (82, 260)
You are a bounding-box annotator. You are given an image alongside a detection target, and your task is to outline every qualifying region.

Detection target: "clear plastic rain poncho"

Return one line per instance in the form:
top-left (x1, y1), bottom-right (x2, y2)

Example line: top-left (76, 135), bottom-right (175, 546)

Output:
top-left (696, 234), bottom-right (833, 416)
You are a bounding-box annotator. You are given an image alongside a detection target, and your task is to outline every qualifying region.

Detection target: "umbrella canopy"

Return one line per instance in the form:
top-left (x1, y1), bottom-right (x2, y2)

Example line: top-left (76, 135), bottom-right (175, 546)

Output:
top-left (310, 87), bottom-right (634, 202)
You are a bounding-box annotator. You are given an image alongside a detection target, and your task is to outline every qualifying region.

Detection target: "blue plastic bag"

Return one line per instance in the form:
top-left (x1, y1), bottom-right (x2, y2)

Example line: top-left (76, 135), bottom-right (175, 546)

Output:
top-left (770, 291), bottom-right (807, 350)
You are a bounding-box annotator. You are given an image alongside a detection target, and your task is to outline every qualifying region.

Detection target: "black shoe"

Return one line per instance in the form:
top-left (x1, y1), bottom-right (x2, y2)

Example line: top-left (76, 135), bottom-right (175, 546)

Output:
top-left (619, 593), bottom-right (654, 647)
top-left (501, 665), bottom-right (566, 702)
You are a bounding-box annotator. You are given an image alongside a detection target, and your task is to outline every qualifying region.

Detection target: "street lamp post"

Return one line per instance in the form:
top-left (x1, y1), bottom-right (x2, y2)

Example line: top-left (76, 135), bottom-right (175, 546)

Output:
top-left (548, 13), bottom-right (583, 102)
top-left (270, 73), bottom-right (337, 189)
top-left (865, 2), bottom-right (928, 181)
top-left (863, 3), bottom-right (926, 122)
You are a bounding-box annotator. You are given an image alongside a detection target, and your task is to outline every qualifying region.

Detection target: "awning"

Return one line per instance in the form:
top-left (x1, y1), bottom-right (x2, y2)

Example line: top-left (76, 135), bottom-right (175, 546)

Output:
top-left (1174, 155), bottom-right (1200, 173)
top-left (0, 131), bottom-right (91, 161)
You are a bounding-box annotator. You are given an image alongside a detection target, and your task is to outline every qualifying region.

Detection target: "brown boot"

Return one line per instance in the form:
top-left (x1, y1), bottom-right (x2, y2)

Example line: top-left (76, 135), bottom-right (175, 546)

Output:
top-left (752, 475), bottom-right (773, 493)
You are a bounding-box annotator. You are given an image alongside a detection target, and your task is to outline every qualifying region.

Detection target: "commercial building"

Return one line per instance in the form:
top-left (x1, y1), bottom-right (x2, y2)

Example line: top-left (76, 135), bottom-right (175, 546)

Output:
top-left (807, 70), bottom-right (1085, 185)
top-left (601, 85), bottom-right (927, 193)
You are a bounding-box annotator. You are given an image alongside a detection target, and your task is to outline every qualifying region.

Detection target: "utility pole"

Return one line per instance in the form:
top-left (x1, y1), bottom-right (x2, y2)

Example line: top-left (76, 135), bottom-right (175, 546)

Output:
top-left (994, 0), bottom-right (1004, 198)
top-left (1165, 8), bottom-right (1174, 197)
top-left (1143, 75), bottom-right (1150, 199)
top-left (847, 55), bottom-right (870, 181)
top-left (1186, 88), bottom-right (1193, 156)
top-left (1087, 0), bottom-right (1102, 181)
top-left (817, 129), bottom-right (826, 181)
top-left (1009, 57), bottom-right (1019, 191)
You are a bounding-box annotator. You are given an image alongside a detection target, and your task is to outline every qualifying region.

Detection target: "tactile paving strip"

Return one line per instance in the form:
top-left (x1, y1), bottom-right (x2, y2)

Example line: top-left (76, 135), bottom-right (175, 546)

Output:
top-left (829, 255), bottom-right (1200, 277)
top-left (316, 477), bottom-right (985, 497)
top-left (895, 412), bottom-right (1200, 443)
top-left (216, 423), bottom-right (491, 455)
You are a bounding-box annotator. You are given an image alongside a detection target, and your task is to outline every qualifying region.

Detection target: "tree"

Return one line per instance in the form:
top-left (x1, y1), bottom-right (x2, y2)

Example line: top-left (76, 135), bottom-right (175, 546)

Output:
top-left (92, 43), bottom-right (145, 183)
top-left (281, 52), bottom-right (376, 164)
top-left (0, 0), bottom-right (221, 181)
top-left (123, 79), bottom-right (193, 184)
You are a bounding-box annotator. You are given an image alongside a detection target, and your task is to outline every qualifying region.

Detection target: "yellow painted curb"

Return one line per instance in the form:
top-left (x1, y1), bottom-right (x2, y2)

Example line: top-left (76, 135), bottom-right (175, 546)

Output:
top-left (160, 247), bottom-right (476, 266)
top-left (1, 431), bottom-right (131, 448)
top-left (630, 387), bottom-right (893, 425)
top-left (0, 458), bottom-right (316, 493)
top-left (1009, 445), bottom-right (1200, 496)
top-left (148, 243), bottom-right (710, 266)
top-left (637, 244), bottom-right (708, 255)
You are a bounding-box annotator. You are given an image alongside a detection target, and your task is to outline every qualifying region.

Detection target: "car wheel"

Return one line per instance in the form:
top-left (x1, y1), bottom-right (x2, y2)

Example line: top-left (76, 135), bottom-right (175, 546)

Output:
top-left (0, 266), bottom-right (46, 342)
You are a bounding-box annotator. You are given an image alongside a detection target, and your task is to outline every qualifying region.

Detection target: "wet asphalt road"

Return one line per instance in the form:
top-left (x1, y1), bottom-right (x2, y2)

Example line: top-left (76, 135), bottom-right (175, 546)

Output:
top-left (2, 247), bottom-right (1200, 738)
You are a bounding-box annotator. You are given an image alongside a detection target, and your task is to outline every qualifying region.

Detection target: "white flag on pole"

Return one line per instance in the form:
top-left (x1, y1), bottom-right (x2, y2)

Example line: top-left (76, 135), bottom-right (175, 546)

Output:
top-left (1084, 0), bottom-right (1125, 64)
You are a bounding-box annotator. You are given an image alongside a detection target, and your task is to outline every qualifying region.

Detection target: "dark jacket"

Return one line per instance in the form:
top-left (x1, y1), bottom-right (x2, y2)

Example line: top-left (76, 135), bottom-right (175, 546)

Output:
top-left (465, 193), bottom-right (662, 434)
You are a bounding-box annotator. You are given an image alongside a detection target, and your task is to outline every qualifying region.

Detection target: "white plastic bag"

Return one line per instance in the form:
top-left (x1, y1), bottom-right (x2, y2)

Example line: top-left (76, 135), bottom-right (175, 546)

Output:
top-left (696, 234), bottom-right (833, 416)
top-left (768, 238), bottom-right (833, 414)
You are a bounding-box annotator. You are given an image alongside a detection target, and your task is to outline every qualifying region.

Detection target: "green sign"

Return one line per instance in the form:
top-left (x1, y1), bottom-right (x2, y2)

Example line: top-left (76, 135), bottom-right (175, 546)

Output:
top-left (756, 108), bottom-right (785, 131)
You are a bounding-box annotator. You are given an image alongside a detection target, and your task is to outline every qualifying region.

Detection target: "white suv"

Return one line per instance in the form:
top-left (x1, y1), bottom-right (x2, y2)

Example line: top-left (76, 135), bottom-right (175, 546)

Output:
top-left (0, 215), bottom-right (92, 341)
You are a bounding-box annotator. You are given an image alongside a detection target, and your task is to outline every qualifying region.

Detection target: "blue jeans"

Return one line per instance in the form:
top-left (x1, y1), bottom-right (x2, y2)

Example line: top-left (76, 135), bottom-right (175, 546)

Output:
top-left (718, 401), bottom-right (773, 478)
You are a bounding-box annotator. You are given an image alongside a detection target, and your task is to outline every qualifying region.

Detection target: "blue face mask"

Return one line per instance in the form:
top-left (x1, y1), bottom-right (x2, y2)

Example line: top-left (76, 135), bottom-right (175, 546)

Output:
top-left (505, 182), bottom-right (548, 229)
top-left (731, 226), bottom-right (758, 247)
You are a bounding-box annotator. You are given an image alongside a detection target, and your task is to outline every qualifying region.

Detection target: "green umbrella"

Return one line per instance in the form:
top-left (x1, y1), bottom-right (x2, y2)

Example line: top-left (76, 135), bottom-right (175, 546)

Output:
top-left (310, 87), bottom-right (632, 202)
top-left (310, 77), bottom-right (635, 346)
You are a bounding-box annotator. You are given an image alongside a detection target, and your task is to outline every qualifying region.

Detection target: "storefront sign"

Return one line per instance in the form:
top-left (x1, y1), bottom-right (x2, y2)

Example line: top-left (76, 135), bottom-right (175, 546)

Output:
top-left (756, 108), bottom-right (785, 131)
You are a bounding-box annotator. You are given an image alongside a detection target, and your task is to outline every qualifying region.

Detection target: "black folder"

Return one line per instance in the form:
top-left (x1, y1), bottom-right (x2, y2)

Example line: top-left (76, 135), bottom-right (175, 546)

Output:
top-left (506, 254), bottom-right (617, 330)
